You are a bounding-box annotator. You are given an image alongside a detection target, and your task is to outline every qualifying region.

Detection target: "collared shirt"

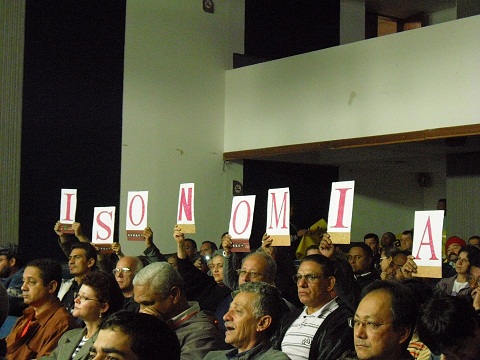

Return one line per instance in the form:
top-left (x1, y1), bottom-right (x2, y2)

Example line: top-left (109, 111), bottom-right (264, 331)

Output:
top-left (168, 301), bottom-right (201, 330)
top-left (281, 298), bottom-right (339, 360)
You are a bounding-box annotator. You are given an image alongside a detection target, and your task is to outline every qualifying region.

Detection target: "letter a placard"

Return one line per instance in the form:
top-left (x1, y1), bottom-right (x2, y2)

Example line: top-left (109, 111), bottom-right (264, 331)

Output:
top-left (176, 183), bottom-right (196, 234)
top-left (228, 195), bottom-right (256, 252)
top-left (266, 187), bottom-right (290, 246)
top-left (92, 206), bottom-right (116, 253)
top-left (59, 189), bottom-right (77, 234)
top-left (412, 210), bottom-right (444, 278)
top-left (327, 181), bottom-right (355, 244)
top-left (126, 191), bottom-right (148, 241)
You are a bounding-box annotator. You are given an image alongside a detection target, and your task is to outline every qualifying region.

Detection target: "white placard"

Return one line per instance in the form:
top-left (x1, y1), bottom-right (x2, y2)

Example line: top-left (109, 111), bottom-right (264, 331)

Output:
top-left (327, 181), bottom-right (355, 233)
top-left (228, 195), bottom-right (256, 239)
top-left (412, 210), bottom-right (444, 266)
top-left (177, 183), bottom-right (195, 225)
top-left (92, 206), bottom-right (116, 244)
top-left (60, 189), bottom-right (77, 224)
top-left (126, 191), bottom-right (148, 230)
top-left (266, 187), bottom-right (290, 236)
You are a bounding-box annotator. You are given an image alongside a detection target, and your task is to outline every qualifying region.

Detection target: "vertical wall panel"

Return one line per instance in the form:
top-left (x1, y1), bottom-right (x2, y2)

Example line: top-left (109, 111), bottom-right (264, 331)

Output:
top-left (0, 0), bottom-right (25, 245)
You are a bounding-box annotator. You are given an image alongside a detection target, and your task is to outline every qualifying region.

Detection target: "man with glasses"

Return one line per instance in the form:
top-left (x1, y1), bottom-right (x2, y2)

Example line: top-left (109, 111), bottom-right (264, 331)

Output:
top-left (347, 281), bottom-right (416, 360)
top-left (112, 256), bottom-right (143, 312)
top-left (272, 253), bottom-right (354, 360)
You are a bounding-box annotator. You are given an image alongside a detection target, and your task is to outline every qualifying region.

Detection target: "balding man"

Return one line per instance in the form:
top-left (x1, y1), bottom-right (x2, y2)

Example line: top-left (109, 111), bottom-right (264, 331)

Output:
top-left (113, 256), bottom-right (143, 312)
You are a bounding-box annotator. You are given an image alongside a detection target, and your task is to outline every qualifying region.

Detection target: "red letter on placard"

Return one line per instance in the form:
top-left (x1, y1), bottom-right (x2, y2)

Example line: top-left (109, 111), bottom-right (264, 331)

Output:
top-left (268, 192), bottom-right (288, 230)
top-left (415, 216), bottom-right (439, 261)
top-left (331, 187), bottom-right (352, 228)
top-left (128, 194), bottom-right (145, 226)
top-left (232, 200), bottom-right (251, 236)
top-left (178, 188), bottom-right (193, 221)
top-left (62, 193), bottom-right (76, 221)
top-left (96, 211), bottom-right (113, 241)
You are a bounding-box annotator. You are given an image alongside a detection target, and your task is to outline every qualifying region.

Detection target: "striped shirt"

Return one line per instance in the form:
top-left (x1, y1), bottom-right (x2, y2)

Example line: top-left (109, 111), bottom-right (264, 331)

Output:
top-left (281, 298), bottom-right (339, 360)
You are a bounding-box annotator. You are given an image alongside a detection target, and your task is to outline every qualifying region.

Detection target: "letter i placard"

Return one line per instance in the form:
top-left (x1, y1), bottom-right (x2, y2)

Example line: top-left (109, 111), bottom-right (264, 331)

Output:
top-left (59, 189), bottom-right (77, 234)
top-left (327, 181), bottom-right (355, 244)
top-left (412, 210), bottom-right (444, 278)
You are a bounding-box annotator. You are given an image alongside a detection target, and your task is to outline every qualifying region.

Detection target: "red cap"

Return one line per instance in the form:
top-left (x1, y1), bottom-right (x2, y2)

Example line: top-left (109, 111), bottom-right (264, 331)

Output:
top-left (445, 236), bottom-right (466, 251)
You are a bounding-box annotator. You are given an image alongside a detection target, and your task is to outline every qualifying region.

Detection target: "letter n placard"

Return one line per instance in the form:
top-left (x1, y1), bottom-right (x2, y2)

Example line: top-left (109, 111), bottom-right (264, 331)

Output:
top-left (412, 210), bottom-right (444, 278)
top-left (177, 183), bottom-right (196, 234)
top-left (327, 181), bottom-right (355, 244)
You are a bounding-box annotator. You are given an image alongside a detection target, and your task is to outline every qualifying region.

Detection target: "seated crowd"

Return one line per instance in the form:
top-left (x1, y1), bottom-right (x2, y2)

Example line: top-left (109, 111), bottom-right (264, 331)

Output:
top-left (0, 221), bottom-right (479, 360)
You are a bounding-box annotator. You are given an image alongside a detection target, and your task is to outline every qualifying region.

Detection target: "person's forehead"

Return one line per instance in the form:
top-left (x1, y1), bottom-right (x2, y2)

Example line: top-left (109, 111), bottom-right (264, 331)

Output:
top-left (212, 256), bottom-right (223, 264)
top-left (24, 266), bottom-right (42, 278)
top-left (242, 254), bottom-right (266, 270)
top-left (134, 283), bottom-right (155, 299)
top-left (357, 290), bottom-right (392, 318)
top-left (348, 247), bottom-right (365, 256)
top-left (95, 328), bottom-right (136, 360)
top-left (201, 243), bottom-right (211, 249)
top-left (117, 257), bottom-right (135, 268)
top-left (298, 260), bottom-right (322, 273)
top-left (232, 292), bottom-right (255, 310)
top-left (365, 237), bottom-right (377, 244)
top-left (70, 248), bottom-right (87, 256)
top-left (402, 234), bottom-right (412, 239)
top-left (448, 243), bottom-right (461, 250)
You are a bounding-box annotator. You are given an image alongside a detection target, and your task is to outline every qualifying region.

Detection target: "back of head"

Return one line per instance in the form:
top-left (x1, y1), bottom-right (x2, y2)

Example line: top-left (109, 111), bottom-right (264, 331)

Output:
top-left (417, 292), bottom-right (478, 356)
top-left (133, 261), bottom-right (185, 295)
top-left (238, 281), bottom-right (283, 338)
top-left (381, 246), bottom-right (401, 258)
top-left (100, 311), bottom-right (180, 360)
top-left (27, 258), bottom-right (63, 295)
top-left (82, 271), bottom-right (124, 317)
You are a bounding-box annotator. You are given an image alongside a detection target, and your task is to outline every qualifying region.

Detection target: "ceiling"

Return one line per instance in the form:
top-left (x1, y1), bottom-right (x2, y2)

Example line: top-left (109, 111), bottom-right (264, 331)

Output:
top-left (365, 0), bottom-right (456, 19)
top-left (245, 135), bottom-right (480, 172)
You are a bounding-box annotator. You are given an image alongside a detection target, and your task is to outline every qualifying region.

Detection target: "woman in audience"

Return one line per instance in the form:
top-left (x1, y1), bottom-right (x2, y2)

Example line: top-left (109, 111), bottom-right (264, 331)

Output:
top-left (39, 271), bottom-right (123, 360)
top-left (379, 246), bottom-right (401, 280)
top-left (436, 245), bottom-right (478, 296)
top-left (208, 253), bottom-right (226, 286)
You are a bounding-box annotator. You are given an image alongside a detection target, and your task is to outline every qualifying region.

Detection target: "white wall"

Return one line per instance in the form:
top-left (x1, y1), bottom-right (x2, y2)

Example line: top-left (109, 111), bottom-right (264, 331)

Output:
top-left (121, 1), bottom-right (242, 255)
top-left (224, 15), bottom-right (480, 152)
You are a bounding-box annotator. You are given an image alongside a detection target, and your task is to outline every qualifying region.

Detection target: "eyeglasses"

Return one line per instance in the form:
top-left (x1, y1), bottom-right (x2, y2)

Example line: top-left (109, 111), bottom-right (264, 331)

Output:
top-left (112, 267), bottom-right (132, 276)
top-left (292, 274), bottom-right (325, 283)
top-left (348, 317), bottom-right (393, 332)
top-left (236, 269), bottom-right (265, 279)
top-left (74, 292), bottom-right (100, 303)
top-left (208, 263), bottom-right (223, 270)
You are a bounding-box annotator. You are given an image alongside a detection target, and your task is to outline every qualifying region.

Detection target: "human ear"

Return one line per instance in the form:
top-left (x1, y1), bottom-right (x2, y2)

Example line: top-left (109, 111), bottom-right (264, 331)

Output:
top-left (256, 315), bottom-right (272, 333)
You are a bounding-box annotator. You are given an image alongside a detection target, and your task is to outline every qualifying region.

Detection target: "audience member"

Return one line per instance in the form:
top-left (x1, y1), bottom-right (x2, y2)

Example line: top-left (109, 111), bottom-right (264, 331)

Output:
top-left (467, 248), bottom-right (480, 310)
top-left (208, 253), bottom-right (226, 286)
top-left (112, 256), bottom-right (143, 312)
top-left (205, 282), bottom-right (290, 359)
top-left (363, 233), bottom-right (380, 269)
top-left (184, 238), bottom-right (198, 261)
top-left (113, 227), bottom-right (166, 264)
top-left (417, 292), bottom-right (480, 360)
top-left (379, 246), bottom-right (402, 281)
top-left (89, 311), bottom-right (181, 360)
top-left (305, 244), bottom-right (320, 256)
top-left (468, 235), bottom-right (480, 249)
top-left (272, 253), bottom-right (354, 360)
top-left (133, 261), bottom-right (227, 359)
top-left (380, 232), bottom-right (396, 249)
top-left (0, 282), bottom-right (8, 330)
top-left (348, 243), bottom-right (380, 289)
top-left (437, 245), bottom-right (477, 297)
top-left (54, 221), bottom-right (90, 258)
top-left (347, 280), bottom-right (417, 360)
top-left (0, 243), bottom-right (26, 316)
top-left (200, 241), bottom-right (218, 257)
top-left (38, 271), bottom-right (123, 360)
top-left (399, 230), bottom-right (413, 253)
top-left (58, 242), bottom-right (98, 314)
top-left (442, 236), bottom-right (466, 278)
top-left (4, 258), bottom-right (78, 359)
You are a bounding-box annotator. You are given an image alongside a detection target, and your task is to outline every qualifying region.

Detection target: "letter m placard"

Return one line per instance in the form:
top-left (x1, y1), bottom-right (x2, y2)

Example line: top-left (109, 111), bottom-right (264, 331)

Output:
top-left (266, 187), bottom-right (290, 246)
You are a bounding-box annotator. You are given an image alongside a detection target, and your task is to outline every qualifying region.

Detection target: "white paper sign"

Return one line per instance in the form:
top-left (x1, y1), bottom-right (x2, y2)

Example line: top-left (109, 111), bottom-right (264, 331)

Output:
top-left (228, 195), bottom-right (256, 239)
top-left (177, 183), bottom-right (195, 225)
top-left (412, 210), bottom-right (444, 266)
top-left (327, 181), bottom-right (355, 233)
top-left (266, 187), bottom-right (290, 236)
top-left (126, 191), bottom-right (148, 230)
top-left (60, 189), bottom-right (77, 224)
top-left (92, 206), bottom-right (116, 244)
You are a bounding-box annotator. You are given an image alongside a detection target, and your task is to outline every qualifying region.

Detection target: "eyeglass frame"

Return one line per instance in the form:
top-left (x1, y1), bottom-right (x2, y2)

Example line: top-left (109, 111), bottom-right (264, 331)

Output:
top-left (74, 292), bottom-right (101, 303)
top-left (292, 273), bottom-right (328, 284)
top-left (347, 317), bottom-right (393, 332)
top-left (112, 267), bottom-right (132, 276)
top-left (235, 269), bottom-right (266, 279)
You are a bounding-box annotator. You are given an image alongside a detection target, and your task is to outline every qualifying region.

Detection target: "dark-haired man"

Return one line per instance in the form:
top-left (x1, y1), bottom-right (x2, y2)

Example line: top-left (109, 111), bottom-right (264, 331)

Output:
top-left (4, 258), bottom-right (78, 359)
top-left (0, 243), bottom-right (27, 315)
top-left (348, 243), bottom-right (380, 289)
top-left (89, 311), bottom-right (181, 360)
top-left (350, 281), bottom-right (416, 360)
top-left (58, 242), bottom-right (97, 314)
